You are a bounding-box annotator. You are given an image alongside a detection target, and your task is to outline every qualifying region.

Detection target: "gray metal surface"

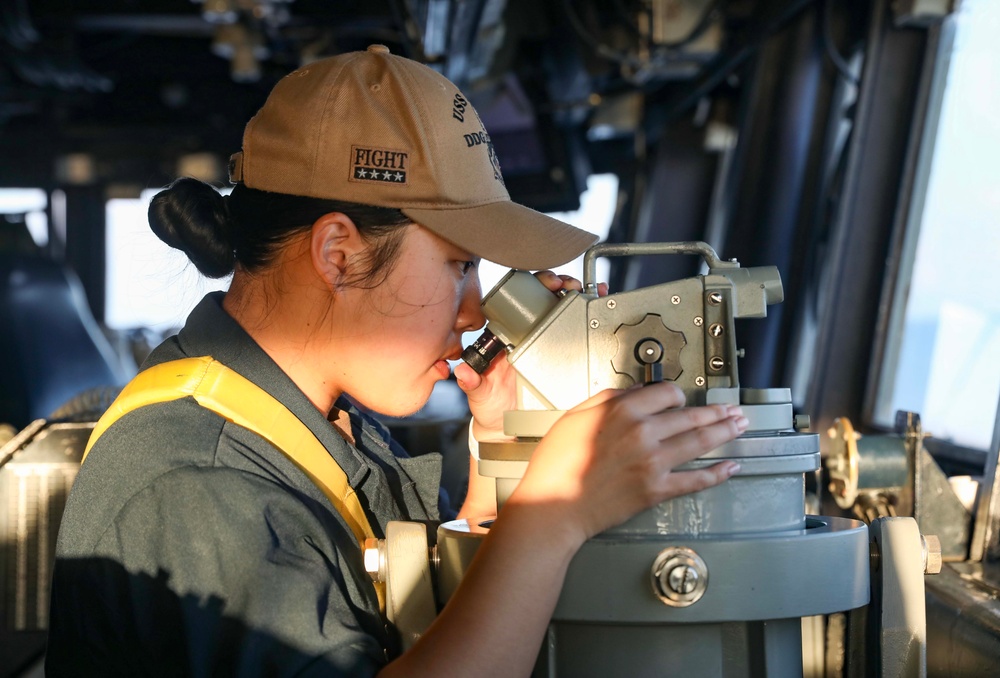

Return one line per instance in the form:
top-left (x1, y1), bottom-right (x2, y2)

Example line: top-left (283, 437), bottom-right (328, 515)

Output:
top-left (868, 517), bottom-right (927, 677)
top-left (555, 516), bottom-right (869, 623)
top-left (537, 617), bottom-right (804, 678)
top-left (437, 516), bottom-right (871, 624)
top-left (609, 467), bottom-right (811, 535)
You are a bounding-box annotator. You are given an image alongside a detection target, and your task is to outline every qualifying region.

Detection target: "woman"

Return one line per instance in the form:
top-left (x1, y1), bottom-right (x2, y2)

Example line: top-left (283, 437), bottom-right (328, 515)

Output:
top-left (48, 45), bottom-right (746, 676)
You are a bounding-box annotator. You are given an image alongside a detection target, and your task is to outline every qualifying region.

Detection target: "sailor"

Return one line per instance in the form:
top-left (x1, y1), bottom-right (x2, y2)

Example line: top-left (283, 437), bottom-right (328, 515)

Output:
top-left (47, 45), bottom-right (747, 676)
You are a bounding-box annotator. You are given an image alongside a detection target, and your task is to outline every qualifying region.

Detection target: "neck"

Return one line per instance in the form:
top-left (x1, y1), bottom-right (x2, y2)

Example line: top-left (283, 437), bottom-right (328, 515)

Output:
top-left (222, 254), bottom-right (343, 416)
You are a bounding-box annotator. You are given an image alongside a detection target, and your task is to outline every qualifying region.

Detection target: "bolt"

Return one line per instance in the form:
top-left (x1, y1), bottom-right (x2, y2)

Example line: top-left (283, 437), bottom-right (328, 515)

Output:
top-left (363, 538), bottom-right (386, 583)
top-left (922, 534), bottom-right (942, 574)
top-left (695, 376), bottom-right (706, 386)
top-left (709, 356), bottom-right (725, 371)
top-left (709, 323), bottom-right (724, 337)
top-left (606, 299), bottom-right (616, 309)
top-left (693, 316), bottom-right (704, 326)
top-left (590, 319), bottom-right (600, 329)
top-left (708, 292), bottom-right (723, 305)
top-left (666, 565), bottom-right (699, 595)
top-left (671, 295), bottom-right (681, 305)
top-left (651, 547), bottom-right (709, 607)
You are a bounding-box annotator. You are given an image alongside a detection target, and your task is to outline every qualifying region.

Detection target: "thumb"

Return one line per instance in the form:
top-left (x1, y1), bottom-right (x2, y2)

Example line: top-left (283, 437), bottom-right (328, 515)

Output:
top-left (454, 361), bottom-right (484, 393)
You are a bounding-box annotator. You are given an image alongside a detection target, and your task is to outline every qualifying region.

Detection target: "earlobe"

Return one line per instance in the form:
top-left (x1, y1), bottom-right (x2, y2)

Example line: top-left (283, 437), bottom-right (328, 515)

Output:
top-left (311, 212), bottom-right (361, 290)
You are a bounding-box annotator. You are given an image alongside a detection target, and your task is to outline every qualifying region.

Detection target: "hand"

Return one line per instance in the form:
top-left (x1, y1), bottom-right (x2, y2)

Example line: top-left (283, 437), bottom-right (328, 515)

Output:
top-left (454, 271), bottom-right (608, 439)
top-left (508, 382), bottom-right (747, 548)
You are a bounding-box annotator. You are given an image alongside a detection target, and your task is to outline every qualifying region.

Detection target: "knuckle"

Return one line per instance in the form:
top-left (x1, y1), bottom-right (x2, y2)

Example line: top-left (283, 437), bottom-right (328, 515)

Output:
top-left (660, 382), bottom-right (685, 407)
top-left (694, 425), bottom-right (719, 450)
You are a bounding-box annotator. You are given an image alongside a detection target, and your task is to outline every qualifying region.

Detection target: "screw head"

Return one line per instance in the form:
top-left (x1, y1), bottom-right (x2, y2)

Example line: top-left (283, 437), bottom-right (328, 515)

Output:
top-left (709, 356), bottom-right (725, 371)
top-left (670, 295), bottom-right (681, 305)
top-left (708, 292), bottom-right (723, 305)
top-left (667, 565), bottom-right (700, 594)
top-left (693, 316), bottom-right (704, 326)
top-left (695, 376), bottom-right (706, 386)
top-left (651, 547), bottom-right (709, 607)
top-left (606, 299), bottom-right (617, 309)
top-left (589, 319), bottom-right (600, 329)
top-left (709, 323), bottom-right (724, 337)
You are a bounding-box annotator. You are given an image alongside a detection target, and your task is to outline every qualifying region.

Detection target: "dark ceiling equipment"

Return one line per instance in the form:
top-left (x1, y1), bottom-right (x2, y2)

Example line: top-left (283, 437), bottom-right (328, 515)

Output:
top-left (0, 1), bottom-right (739, 203)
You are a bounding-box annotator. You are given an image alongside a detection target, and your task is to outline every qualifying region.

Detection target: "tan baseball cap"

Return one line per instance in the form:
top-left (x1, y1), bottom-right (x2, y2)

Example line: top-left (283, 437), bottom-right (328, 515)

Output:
top-left (228, 44), bottom-right (598, 270)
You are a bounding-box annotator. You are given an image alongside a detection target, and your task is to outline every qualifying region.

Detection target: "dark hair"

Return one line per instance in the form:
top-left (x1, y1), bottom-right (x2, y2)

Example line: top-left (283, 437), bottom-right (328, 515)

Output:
top-left (147, 178), bottom-right (411, 286)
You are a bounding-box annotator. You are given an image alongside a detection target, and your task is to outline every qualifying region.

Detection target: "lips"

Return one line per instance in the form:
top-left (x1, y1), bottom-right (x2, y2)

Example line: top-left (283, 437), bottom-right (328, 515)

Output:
top-left (433, 360), bottom-right (452, 378)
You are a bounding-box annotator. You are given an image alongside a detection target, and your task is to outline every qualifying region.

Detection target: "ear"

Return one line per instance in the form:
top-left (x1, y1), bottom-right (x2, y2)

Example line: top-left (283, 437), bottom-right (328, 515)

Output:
top-left (310, 212), bottom-right (364, 290)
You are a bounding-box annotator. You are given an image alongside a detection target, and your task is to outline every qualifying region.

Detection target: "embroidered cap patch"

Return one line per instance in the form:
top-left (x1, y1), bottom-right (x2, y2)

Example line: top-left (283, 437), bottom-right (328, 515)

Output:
top-left (350, 145), bottom-right (409, 184)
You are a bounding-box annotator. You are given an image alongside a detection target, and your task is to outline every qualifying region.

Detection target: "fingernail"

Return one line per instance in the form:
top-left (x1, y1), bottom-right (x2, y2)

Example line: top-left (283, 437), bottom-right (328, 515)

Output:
top-left (726, 405), bottom-right (744, 417)
top-left (727, 462), bottom-right (742, 477)
top-left (735, 416), bottom-right (749, 430)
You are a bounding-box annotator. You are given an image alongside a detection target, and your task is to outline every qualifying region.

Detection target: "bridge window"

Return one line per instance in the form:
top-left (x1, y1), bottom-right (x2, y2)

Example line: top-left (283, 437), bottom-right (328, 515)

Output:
top-left (104, 188), bottom-right (230, 333)
top-left (874, 0), bottom-right (1000, 450)
top-left (0, 189), bottom-right (48, 248)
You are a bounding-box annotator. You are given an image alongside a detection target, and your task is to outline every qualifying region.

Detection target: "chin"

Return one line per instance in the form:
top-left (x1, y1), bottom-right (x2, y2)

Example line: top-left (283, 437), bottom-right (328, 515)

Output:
top-left (361, 384), bottom-right (435, 419)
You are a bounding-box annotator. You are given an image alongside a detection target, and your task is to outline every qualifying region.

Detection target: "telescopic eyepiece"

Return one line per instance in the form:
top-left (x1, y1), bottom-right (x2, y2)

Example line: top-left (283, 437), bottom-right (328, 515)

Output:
top-left (461, 329), bottom-right (507, 374)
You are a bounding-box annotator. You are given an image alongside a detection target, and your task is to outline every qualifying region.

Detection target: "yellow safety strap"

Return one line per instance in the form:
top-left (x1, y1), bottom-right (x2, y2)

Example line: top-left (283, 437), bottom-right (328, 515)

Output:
top-left (84, 356), bottom-right (386, 611)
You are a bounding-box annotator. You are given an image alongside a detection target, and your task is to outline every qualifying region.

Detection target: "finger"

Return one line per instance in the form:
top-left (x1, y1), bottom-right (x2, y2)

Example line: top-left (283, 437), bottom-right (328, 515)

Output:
top-left (454, 361), bottom-right (484, 392)
top-left (656, 415), bottom-right (748, 465)
top-left (533, 270), bottom-right (562, 292)
top-left (658, 461), bottom-right (740, 500)
top-left (557, 274), bottom-right (583, 292)
top-left (597, 282), bottom-right (609, 297)
top-left (608, 380), bottom-right (687, 416)
top-left (647, 403), bottom-right (743, 442)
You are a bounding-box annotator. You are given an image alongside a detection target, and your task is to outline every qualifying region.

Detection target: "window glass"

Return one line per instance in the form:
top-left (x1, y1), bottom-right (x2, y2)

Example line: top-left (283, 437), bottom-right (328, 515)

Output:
top-left (877, 0), bottom-right (1000, 449)
top-left (105, 189), bottom-right (230, 333)
top-left (0, 188), bottom-right (48, 247)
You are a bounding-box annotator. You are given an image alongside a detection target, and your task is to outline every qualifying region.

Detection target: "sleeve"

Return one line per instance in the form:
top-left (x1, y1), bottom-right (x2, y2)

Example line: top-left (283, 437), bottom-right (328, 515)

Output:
top-left (48, 466), bottom-right (390, 677)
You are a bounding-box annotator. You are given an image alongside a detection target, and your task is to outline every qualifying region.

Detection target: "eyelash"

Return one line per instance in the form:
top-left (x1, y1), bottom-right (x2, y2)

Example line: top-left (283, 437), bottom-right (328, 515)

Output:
top-left (459, 260), bottom-right (476, 274)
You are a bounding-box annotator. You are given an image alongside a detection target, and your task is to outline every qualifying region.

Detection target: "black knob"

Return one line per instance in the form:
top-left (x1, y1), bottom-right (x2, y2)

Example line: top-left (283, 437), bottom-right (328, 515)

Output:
top-left (461, 329), bottom-right (507, 374)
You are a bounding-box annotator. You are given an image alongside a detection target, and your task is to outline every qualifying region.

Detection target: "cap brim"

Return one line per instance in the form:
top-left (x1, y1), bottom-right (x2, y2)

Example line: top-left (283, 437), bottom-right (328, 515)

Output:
top-left (402, 200), bottom-right (599, 270)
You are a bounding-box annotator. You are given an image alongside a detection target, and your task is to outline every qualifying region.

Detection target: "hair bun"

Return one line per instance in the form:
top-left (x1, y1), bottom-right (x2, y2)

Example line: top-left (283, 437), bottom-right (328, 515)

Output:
top-left (148, 178), bottom-right (236, 278)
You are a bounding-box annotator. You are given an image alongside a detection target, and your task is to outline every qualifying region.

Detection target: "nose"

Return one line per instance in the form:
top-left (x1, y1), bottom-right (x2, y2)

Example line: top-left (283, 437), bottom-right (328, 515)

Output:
top-left (456, 275), bottom-right (485, 332)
